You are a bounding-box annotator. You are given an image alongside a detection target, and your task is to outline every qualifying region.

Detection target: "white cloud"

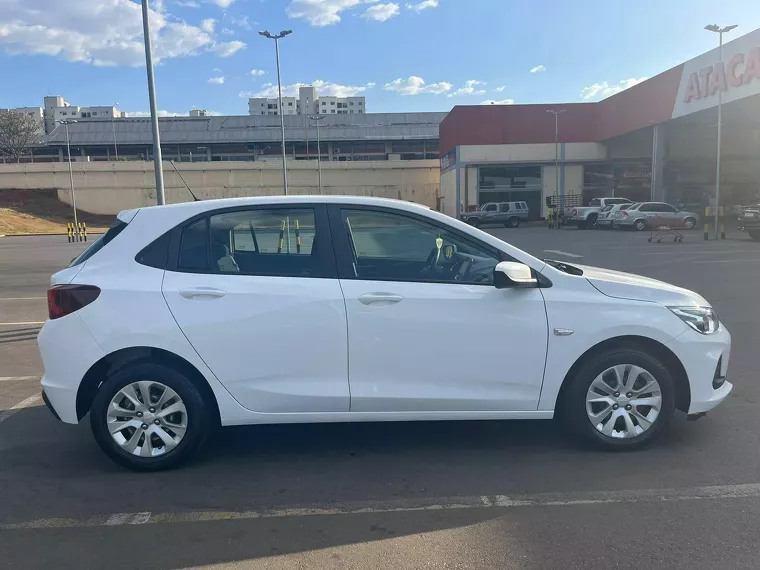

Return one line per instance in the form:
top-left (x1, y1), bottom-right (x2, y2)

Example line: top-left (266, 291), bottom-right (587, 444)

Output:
top-left (495, 86), bottom-right (505, 92)
top-left (287, 0), bottom-right (379, 27)
top-left (200, 18), bottom-right (216, 34)
top-left (363, 2), bottom-right (400, 21)
top-left (480, 99), bottom-right (515, 105)
top-left (231, 15), bottom-right (252, 29)
top-left (0, 0), bottom-right (214, 66)
top-left (384, 76), bottom-right (452, 95)
top-left (250, 69), bottom-right (266, 76)
top-left (580, 77), bottom-right (648, 100)
top-left (530, 65), bottom-right (546, 73)
top-left (127, 110), bottom-right (187, 117)
top-left (176, 0), bottom-right (201, 6)
top-left (209, 40), bottom-right (246, 57)
top-left (209, 0), bottom-right (235, 7)
top-left (243, 79), bottom-right (374, 98)
top-left (406, 0), bottom-right (437, 13)
top-left (449, 79), bottom-right (486, 97)
top-left (207, 75), bottom-right (225, 84)
top-left (221, 27), bottom-right (235, 35)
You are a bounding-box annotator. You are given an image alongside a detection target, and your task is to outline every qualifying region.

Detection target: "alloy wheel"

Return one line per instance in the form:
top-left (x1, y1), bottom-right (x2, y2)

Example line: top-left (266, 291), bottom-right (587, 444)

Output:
top-left (585, 364), bottom-right (662, 439)
top-left (107, 381), bottom-right (188, 457)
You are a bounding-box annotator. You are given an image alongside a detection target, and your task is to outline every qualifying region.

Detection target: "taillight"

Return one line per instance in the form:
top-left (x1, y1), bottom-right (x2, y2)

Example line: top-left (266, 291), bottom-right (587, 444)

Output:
top-left (622, 211), bottom-right (629, 217)
top-left (573, 208), bottom-right (578, 216)
top-left (47, 285), bottom-right (101, 320)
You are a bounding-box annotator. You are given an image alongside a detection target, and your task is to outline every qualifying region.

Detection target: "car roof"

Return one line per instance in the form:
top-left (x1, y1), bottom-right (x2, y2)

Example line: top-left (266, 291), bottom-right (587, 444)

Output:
top-left (118, 195), bottom-right (431, 222)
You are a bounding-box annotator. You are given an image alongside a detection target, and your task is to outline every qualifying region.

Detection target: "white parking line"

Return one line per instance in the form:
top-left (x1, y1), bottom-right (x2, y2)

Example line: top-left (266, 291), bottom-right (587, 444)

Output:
top-left (543, 250), bottom-right (584, 258)
top-left (0, 376), bottom-right (38, 383)
top-left (0, 393), bottom-right (42, 425)
top-left (0, 297), bottom-right (46, 301)
top-left (0, 322), bottom-right (44, 326)
top-left (1, 482), bottom-right (760, 530)
top-left (692, 258), bottom-right (760, 264)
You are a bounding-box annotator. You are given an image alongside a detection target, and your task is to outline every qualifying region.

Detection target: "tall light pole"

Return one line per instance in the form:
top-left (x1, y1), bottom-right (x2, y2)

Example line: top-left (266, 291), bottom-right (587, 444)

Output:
top-left (310, 115), bottom-right (326, 194)
top-left (546, 109), bottom-right (566, 206)
top-left (142, 0), bottom-right (166, 205)
top-left (59, 120), bottom-right (79, 236)
top-left (259, 29), bottom-right (292, 195)
top-left (111, 101), bottom-right (119, 161)
top-left (705, 24), bottom-right (738, 238)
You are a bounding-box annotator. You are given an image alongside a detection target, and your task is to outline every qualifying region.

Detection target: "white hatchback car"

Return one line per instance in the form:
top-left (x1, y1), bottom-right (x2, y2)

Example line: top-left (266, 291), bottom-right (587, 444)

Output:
top-left (38, 196), bottom-right (732, 471)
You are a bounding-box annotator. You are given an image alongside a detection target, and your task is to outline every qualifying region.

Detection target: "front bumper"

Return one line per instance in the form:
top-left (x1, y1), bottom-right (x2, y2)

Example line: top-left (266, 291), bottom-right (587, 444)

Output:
top-left (666, 323), bottom-right (732, 414)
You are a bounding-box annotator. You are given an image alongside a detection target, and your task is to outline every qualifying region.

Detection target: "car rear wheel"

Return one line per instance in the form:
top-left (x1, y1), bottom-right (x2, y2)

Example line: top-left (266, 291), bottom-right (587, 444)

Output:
top-left (682, 217), bottom-right (696, 229)
top-left (633, 219), bottom-right (647, 231)
top-left (505, 216), bottom-right (520, 228)
top-left (562, 347), bottom-right (675, 450)
top-left (748, 230), bottom-right (760, 241)
top-left (90, 362), bottom-right (210, 471)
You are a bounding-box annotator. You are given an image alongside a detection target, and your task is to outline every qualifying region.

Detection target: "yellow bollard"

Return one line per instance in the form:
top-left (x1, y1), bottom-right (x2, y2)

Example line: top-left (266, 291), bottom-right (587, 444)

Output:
top-left (704, 207), bottom-right (710, 240)
top-left (719, 206), bottom-right (725, 239)
top-left (295, 219), bottom-right (301, 254)
top-left (82, 222), bottom-right (87, 242)
top-left (277, 220), bottom-right (285, 254)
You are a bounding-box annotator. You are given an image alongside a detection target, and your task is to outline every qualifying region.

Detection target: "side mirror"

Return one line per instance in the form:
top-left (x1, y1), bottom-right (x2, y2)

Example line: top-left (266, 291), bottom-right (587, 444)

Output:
top-left (494, 261), bottom-right (537, 289)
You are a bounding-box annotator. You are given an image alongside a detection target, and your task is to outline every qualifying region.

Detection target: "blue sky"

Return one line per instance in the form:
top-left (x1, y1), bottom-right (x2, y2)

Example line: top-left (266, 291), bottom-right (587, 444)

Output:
top-left (1, 0), bottom-right (758, 116)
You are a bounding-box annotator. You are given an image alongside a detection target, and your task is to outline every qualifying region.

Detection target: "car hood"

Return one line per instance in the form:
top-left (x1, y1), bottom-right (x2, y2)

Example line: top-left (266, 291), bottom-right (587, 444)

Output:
top-left (575, 264), bottom-right (709, 307)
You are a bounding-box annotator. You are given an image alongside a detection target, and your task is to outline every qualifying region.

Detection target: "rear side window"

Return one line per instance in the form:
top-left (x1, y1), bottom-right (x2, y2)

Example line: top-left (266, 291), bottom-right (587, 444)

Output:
top-left (178, 219), bottom-right (210, 271)
top-left (499, 203), bottom-right (510, 212)
top-left (589, 199), bottom-right (601, 207)
top-left (68, 220), bottom-right (127, 267)
top-left (135, 231), bottom-right (171, 269)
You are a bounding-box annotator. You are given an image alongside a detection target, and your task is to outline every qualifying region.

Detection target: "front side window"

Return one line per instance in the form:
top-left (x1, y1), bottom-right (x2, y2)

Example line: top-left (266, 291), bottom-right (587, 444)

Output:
top-left (176, 208), bottom-right (330, 278)
top-left (483, 203), bottom-right (497, 212)
top-left (638, 204), bottom-right (655, 212)
top-left (340, 210), bottom-right (501, 285)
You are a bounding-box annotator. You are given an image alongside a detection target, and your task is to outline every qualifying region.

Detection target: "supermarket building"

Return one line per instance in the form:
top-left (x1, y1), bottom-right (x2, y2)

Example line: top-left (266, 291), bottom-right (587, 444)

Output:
top-left (439, 28), bottom-right (760, 219)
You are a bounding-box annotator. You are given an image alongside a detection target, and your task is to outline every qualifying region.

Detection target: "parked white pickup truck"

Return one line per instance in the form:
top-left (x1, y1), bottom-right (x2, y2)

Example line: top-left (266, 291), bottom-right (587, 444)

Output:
top-left (568, 197), bottom-right (632, 229)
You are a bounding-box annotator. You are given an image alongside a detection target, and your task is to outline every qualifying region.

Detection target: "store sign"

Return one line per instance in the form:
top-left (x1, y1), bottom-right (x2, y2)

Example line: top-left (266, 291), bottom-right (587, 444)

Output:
top-left (672, 28), bottom-right (760, 119)
top-left (683, 48), bottom-right (760, 103)
top-left (440, 149), bottom-right (456, 171)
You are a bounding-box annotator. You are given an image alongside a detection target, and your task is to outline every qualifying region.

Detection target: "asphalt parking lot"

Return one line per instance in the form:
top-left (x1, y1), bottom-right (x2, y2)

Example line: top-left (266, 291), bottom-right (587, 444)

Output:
top-left (2, 227), bottom-right (760, 569)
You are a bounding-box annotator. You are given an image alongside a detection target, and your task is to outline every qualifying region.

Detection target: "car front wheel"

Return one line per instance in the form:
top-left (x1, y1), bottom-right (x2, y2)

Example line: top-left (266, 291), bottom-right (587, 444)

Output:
top-left (467, 218), bottom-right (480, 228)
top-left (682, 217), bottom-right (696, 229)
top-left (562, 347), bottom-right (675, 450)
top-left (90, 362), bottom-right (211, 471)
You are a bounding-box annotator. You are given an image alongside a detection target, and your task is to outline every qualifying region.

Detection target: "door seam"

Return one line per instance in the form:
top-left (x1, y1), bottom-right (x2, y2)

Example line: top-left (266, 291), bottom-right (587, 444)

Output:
top-left (336, 278), bottom-right (353, 411)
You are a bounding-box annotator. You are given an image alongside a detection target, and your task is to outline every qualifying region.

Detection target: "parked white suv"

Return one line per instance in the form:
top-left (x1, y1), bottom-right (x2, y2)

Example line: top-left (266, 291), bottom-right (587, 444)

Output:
top-left (38, 196), bottom-right (731, 470)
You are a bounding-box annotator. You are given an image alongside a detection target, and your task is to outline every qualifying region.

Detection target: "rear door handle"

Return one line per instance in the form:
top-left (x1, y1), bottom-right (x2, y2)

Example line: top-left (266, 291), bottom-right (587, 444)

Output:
top-left (179, 287), bottom-right (227, 300)
top-left (357, 292), bottom-right (404, 306)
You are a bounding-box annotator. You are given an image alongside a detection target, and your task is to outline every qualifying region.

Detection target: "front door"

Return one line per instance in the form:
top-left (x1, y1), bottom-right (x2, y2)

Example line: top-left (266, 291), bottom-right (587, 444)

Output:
top-left (162, 205), bottom-right (350, 414)
top-left (329, 206), bottom-right (549, 413)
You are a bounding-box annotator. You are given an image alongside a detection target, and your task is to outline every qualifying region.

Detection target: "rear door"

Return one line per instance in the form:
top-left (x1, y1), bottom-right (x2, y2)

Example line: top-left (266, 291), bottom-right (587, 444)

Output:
top-left (162, 204), bottom-right (350, 414)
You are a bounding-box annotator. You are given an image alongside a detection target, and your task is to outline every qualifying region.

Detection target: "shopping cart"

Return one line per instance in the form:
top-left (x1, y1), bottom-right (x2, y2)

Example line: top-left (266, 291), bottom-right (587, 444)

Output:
top-left (648, 215), bottom-right (684, 243)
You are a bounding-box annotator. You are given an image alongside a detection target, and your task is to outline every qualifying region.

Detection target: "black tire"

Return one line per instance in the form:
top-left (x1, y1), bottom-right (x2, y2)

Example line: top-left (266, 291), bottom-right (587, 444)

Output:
top-left (587, 214), bottom-right (598, 228)
top-left (633, 219), bottom-right (647, 231)
top-left (506, 216), bottom-right (520, 228)
top-left (90, 362), bottom-right (211, 471)
top-left (748, 230), bottom-right (760, 241)
top-left (562, 347), bottom-right (676, 450)
top-left (682, 217), bottom-right (696, 230)
top-left (467, 218), bottom-right (480, 228)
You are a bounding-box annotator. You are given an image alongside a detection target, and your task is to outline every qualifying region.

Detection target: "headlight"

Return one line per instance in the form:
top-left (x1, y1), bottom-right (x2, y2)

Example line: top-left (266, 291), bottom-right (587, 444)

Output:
top-left (668, 306), bottom-right (719, 334)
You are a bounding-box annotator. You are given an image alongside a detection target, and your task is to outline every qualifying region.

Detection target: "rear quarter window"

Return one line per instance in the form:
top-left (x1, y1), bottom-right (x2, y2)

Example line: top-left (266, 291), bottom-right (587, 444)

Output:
top-left (68, 220), bottom-right (128, 267)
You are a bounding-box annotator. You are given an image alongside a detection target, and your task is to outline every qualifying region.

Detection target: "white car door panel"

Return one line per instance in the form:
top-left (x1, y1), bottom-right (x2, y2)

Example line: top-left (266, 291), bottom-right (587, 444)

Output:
top-left (162, 205), bottom-right (350, 414)
top-left (330, 206), bottom-right (549, 414)
top-left (340, 279), bottom-right (548, 412)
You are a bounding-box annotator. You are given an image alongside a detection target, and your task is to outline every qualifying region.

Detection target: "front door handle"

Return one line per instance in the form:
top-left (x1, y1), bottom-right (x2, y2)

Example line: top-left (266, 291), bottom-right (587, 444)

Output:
top-left (179, 287), bottom-right (227, 300)
top-left (357, 292), bottom-right (404, 306)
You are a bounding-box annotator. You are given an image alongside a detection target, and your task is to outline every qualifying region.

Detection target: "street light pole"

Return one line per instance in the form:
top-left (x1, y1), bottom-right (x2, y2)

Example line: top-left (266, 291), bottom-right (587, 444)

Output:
top-left (259, 29), bottom-right (293, 195)
top-left (142, 0), bottom-right (166, 205)
top-left (705, 24), bottom-right (738, 238)
top-left (111, 101), bottom-right (119, 161)
top-left (546, 109), bottom-right (566, 207)
top-left (310, 115), bottom-right (326, 194)
top-left (60, 120), bottom-right (79, 236)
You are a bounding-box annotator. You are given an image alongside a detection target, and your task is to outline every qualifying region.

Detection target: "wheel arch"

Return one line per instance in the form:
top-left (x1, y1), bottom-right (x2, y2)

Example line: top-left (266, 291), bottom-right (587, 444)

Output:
top-left (76, 346), bottom-right (221, 424)
top-left (554, 335), bottom-right (690, 415)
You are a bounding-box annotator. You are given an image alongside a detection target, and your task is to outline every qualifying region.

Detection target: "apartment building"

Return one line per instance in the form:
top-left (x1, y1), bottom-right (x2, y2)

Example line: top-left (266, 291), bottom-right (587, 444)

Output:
top-left (248, 85), bottom-right (365, 116)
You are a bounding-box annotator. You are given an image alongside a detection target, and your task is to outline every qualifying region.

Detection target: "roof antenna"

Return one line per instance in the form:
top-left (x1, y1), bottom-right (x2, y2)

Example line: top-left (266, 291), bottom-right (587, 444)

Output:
top-left (169, 160), bottom-right (200, 202)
